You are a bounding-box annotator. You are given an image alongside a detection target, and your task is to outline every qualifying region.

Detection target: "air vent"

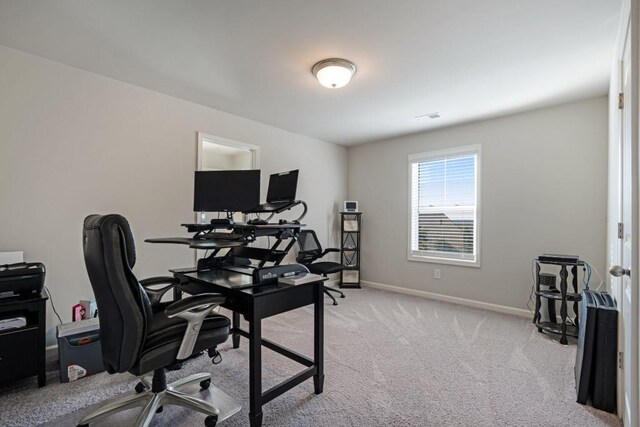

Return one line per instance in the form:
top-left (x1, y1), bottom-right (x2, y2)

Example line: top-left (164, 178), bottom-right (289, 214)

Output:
top-left (414, 112), bottom-right (441, 120)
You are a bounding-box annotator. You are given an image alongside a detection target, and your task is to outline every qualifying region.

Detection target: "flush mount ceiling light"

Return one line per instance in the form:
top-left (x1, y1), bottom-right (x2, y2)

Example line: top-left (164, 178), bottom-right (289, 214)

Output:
top-left (312, 58), bottom-right (357, 89)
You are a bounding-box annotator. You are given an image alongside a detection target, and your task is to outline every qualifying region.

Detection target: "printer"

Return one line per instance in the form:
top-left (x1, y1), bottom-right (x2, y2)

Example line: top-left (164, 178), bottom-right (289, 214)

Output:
top-left (0, 262), bottom-right (46, 297)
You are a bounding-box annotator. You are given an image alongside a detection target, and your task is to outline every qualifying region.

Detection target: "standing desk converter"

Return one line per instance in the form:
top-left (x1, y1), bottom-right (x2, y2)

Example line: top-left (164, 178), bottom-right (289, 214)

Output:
top-left (171, 268), bottom-right (325, 427)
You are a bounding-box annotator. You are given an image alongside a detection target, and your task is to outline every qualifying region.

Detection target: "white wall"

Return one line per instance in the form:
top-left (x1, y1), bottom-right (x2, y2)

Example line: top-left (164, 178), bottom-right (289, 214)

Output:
top-left (348, 97), bottom-right (608, 312)
top-left (0, 45), bottom-right (347, 344)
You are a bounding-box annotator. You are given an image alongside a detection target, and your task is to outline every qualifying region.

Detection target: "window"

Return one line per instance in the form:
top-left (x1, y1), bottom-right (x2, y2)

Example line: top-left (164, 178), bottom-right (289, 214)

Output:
top-left (408, 145), bottom-right (480, 267)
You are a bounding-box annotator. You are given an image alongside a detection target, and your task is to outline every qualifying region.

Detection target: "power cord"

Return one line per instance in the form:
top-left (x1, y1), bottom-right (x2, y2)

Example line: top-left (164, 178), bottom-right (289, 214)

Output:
top-left (44, 285), bottom-right (63, 325)
top-left (580, 260), bottom-right (603, 291)
top-left (592, 263), bottom-right (604, 291)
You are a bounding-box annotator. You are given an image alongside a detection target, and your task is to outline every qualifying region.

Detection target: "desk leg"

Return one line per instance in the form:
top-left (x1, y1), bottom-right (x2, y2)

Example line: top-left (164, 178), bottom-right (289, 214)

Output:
top-left (232, 312), bottom-right (240, 349)
top-left (173, 276), bottom-right (184, 301)
top-left (249, 311), bottom-right (263, 427)
top-left (313, 281), bottom-right (324, 394)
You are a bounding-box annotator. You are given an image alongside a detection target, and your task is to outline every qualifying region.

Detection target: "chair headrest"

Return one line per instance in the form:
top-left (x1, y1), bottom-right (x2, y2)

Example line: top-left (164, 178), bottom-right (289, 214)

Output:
top-left (84, 214), bottom-right (137, 268)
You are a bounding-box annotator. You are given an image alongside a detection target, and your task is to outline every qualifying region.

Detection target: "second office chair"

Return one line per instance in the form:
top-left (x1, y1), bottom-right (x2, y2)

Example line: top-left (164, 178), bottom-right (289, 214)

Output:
top-left (296, 229), bottom-right (346, 305)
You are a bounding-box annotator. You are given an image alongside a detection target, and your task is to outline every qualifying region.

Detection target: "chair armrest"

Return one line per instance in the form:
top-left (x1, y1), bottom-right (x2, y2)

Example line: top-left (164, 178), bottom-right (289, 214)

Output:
top-left (165, 293), bottom-right (226, 318)
top-left (296, 251), bottom-right (318, 264)
top-left (320, 248), bottom-right (340, 258)
top-left (140, 276), bottom-right (179, 286)
top-left (164, 293), bottom-right (226, 361)
top-left (140, 276), bottom-right (179, 305)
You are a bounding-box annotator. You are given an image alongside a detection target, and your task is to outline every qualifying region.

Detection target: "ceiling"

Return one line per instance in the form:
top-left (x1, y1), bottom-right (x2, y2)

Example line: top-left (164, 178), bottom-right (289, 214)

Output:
top-left (0, 1), bottom-right (621, 145)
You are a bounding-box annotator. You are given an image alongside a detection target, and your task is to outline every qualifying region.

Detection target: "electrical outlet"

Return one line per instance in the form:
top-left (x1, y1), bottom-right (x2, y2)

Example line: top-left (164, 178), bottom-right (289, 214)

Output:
top-left (434, 269), bottom-right (441, 279)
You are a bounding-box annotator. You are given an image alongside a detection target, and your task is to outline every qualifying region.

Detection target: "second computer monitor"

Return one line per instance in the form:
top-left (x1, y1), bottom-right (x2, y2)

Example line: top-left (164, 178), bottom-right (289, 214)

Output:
top-left (267, 170), bottom-right (299, 203)
top-left (193, 170), bottom-right (260, 213)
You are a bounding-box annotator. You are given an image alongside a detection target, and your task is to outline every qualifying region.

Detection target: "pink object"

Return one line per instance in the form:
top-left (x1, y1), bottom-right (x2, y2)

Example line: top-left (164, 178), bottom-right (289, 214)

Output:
top-left (72, 304), bottom-right (85, 322)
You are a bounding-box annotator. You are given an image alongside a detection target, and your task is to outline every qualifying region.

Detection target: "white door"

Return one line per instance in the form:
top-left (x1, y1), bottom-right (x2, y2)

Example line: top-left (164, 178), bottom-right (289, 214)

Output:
top-left (611, 24), bottom-right (638, 427)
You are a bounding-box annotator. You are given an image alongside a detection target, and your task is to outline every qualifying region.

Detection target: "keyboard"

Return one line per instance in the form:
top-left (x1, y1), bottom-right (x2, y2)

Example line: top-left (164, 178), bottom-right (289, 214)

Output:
top-left (195, 232), bottom-right (244, 241)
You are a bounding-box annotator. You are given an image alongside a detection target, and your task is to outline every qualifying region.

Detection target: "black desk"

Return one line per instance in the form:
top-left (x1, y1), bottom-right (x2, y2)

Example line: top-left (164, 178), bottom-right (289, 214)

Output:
top-left (171, 268), bottom-right (325, 427)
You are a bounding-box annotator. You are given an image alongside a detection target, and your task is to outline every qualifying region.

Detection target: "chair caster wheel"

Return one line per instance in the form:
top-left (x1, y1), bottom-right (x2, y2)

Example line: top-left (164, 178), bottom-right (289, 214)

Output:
top-left (156, 405), bottom-right (163, 413)
top-left (134, 382), bottom-right (146, 393)
top-left (340, 295), bottom-right (346, 298)
top-left (205, 414), bottom-right (218, 426)
top-left (208, 348), bottom-right (222, 364)
top-left (333, 301), bottom-right (338, 306)
top-left (200, 379), bottom-right (211, 390)
top-left (77, 424), bottom-right (88, 427)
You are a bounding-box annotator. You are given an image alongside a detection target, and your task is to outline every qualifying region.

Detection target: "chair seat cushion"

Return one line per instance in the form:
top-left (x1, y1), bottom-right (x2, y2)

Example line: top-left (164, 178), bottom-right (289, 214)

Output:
top-left (308, 262), bottom-right (344, 276)
top-left (129, 311), bottom-right (230, 376)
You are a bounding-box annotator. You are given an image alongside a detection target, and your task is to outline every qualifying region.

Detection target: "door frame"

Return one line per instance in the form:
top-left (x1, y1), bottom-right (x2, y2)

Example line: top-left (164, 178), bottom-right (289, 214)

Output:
top-left (610, 0), bottom-right (640, 423)
top-left (196, 132), bottom-right (260, 172)
top-left (194, 132), bottom-right (261, 262)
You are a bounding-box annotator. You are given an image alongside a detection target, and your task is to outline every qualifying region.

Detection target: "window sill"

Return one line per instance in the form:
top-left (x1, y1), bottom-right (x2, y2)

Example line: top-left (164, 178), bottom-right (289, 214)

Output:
top-left (407, 254), bottom-right (481, 268)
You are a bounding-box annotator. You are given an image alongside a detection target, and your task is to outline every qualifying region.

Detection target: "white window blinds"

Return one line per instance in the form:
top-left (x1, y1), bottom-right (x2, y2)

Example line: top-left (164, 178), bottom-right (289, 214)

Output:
top-left (409, 146), bottom-right (480, 265)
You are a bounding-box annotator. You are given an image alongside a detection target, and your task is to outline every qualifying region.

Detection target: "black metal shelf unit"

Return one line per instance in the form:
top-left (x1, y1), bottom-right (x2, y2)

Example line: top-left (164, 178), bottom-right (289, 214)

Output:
top-left (340, 212), bottom-right (361, 288)
top-left (532, 257), bottom-right (583, 344)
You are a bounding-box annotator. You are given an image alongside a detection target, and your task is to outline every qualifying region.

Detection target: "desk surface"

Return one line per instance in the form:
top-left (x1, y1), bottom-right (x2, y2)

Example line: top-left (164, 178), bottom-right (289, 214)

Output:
top-left (145, 237), bottom-right (245, 249)
top-left (234, 223), bottom-right (304, 230)
top-left (176, 268), bottom-right (325, 296)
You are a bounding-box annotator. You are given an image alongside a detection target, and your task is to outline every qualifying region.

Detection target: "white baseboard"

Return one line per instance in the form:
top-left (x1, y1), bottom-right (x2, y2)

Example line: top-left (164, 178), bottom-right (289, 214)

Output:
top-left (361, 280), bottom-right (531, 318)
top-left (45, 344), bottom-right (59, 365)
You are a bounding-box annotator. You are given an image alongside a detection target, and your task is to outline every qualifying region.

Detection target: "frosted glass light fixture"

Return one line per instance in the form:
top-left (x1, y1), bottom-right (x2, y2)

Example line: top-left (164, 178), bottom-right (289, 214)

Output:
top-left (312, 58), bottom-right (357, 89)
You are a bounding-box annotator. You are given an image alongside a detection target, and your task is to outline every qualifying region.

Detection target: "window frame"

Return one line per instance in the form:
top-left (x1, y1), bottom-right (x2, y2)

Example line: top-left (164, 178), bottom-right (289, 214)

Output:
top-left (407, 144), bottom-right (481, 268)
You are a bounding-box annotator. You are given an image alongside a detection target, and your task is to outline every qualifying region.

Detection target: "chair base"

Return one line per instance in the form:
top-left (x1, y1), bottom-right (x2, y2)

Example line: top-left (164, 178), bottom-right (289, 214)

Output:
top-left (77, 371), bottom-right (219, 427)
top-left (324, 285), bottom-right (346, 306)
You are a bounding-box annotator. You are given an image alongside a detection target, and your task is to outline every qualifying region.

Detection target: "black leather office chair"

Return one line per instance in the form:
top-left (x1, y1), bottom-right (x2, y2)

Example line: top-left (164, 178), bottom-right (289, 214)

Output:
top-left (78, 214), bottom-right (230, 427)
top-left (296, 229), bottom-right (346, 305)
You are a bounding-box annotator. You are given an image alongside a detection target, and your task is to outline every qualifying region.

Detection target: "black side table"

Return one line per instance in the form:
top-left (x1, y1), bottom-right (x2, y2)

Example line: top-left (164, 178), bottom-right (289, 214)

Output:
top-left (0, 292), bottom-right (48, 387)
top-left (533, 258), bottom-right (582, 344)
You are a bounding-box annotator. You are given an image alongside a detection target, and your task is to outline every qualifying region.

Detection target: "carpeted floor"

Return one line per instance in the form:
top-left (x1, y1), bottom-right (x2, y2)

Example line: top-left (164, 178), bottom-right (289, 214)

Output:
top-left (0, 287), bottom-right (622, 426)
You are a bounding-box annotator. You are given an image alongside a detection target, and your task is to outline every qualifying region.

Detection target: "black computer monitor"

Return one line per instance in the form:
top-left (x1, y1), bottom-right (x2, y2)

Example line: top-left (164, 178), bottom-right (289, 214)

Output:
top-left (266, 170), bottom-right (299, 203)
top-left (193, 170), bottom-right (260, 212)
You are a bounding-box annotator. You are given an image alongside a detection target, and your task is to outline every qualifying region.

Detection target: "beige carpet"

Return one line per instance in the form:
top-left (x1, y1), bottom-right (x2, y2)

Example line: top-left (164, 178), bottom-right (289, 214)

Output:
top-left (0, 287), bottom-right (622, 426)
